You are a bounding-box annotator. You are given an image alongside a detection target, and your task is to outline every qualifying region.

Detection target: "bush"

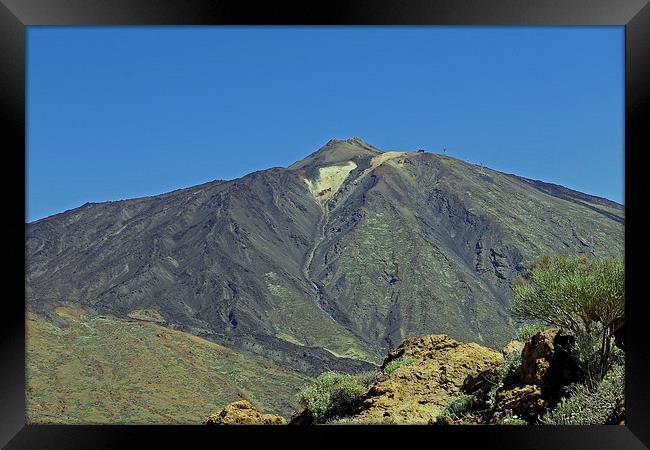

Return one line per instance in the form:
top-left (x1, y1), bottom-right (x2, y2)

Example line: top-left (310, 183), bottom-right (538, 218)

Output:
top-left (514, 324), bottom-right (547, 342)
top-left (435, 394), bottom-right (476, 424)
top-left (496, 412), bottom-right (528, 425)
top-left (486, 351), bottom-right (522, 408)
top-left (511, 255), bottom-right (624, 383)
top-left (610, 345), bottom-right (625, 367)
top-left (383, 356), bottom-right (417, 375)
top-left (542, 364), bottom-right (624, 425)
top-left (353, 370), bottom-right (384, 388)
top-left (498, 350), bottom-right (522, 381)
top-left (297, 372), bottom-right (366, 424)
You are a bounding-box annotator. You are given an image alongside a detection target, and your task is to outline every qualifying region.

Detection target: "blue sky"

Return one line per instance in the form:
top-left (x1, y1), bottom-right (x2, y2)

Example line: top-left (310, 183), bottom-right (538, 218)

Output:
top-left (27, 26), bottom-right (624, 222)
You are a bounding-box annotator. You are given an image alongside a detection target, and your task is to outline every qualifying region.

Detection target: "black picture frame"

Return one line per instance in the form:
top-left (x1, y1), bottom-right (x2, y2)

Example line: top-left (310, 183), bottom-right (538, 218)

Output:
top-left (2, 1), bottom-right (648, 448)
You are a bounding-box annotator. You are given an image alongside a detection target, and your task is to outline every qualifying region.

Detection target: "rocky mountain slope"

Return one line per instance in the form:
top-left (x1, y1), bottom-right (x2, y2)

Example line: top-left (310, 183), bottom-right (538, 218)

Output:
top-left (26, 137), bottom-right (624, 378)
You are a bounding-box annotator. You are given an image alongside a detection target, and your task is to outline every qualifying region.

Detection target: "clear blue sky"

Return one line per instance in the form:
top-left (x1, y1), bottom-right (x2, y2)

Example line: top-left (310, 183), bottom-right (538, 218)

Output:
top-left (27, 26), bottom-right (624, 222)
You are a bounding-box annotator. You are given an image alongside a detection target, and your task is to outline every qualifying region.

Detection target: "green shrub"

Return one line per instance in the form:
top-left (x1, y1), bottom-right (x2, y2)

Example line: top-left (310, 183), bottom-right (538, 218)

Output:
top-left (486, 350), bottom-right (523, 408)
top-left (542, 364), bottom-right (624, 425)
top-left (514, 324), bottom-right (547, 342)
top-left (297, 372), bottom-right (366, 424)
top-left (496, 412), bottom-right (528, 425)
top-left (435, 394), bottom-right (476, 424)
top-left (610, 345), bottom-right (625, 366)
top-left (572, 323), bottom-right (612, 388)
top-left (511, 255), bottom-right (624, 383)
top-left (383, 356), bottom-right (417, 375)
top-left (353, 370), bottom-right (384, 388)
top-left (498, 350), bottom-right (522, 381)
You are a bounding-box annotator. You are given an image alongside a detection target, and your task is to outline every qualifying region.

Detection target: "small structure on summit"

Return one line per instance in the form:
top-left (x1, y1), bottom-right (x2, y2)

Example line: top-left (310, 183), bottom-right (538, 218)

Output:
top-left (417, 149), bottom-right (426, 153)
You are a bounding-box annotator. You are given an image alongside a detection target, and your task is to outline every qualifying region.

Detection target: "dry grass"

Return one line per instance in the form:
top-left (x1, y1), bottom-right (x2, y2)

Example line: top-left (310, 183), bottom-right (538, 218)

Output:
top-left (26, 309), bottom-right (310, 424)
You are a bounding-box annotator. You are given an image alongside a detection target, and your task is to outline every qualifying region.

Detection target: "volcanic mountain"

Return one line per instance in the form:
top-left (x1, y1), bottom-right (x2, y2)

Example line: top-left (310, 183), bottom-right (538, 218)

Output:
top-left (26, 137), bottom-right (624, 377)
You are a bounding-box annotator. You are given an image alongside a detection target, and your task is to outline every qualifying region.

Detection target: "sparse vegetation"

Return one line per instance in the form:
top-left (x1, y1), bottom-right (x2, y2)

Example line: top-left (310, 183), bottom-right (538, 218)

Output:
top-left (435, 394), bottom-right (476, 424)
top-left (498, 350), bottom-right (522, 382)
top-left (383, 356), bottom-right (417, 375)
top-left (353, 370), bottom-right (384, 388)
top-left (485, 349), bottom-right (523, 409)
top-left (542, 364), bottom-right (624, 425)
top-left (496, 412), bottom-right (528, 425)
top-left (127, 309), bottom-right (165, 323)
top-left (514, 324), bottom-right (547, 342)
top-left (325, 416), bottom-right (397, 425)
top-left (26, 310), bottom-right (310, 423)
top-left (297, 372), bottom-right (366, 424)
top-left (512, 255), bottom-right (624, 384)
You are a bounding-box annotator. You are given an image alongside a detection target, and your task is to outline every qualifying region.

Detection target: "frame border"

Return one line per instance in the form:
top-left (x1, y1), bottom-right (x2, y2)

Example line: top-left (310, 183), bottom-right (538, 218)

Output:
top-left (1, 1), bottom-right (648, 448)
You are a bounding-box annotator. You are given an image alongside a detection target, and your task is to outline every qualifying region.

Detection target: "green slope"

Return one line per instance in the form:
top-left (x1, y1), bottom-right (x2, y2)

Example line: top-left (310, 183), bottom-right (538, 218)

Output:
top-left (26, 307), bottom-right (310, 424)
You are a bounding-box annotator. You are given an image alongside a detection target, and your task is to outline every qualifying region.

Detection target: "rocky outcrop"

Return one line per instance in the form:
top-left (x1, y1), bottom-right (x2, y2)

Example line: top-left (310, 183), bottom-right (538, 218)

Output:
top-left (287, 330), bottom-right (614, 426)
top-left (203, 400), bottom-right (287, 425)
top-left (288, 408), bottom-right (314, 425)
top-left (354, 335), bottom-right (503, 424)
top-left (494, 385), bottom-right (546, 421)
top-left (516, 329), bottom-right (578, 389)
top-left (453, 328), bottom-right (582, 423)
top-left (502, 339), bottom-right (524, 356)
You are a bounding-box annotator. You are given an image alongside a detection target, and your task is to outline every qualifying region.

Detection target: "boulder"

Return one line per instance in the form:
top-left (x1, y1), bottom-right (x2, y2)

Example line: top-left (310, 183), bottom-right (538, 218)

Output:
top-left (288, 408), bottom-right (313, 425)
top-left (502, 340), bottom-right (524, 357)
top-left (355, 335), bottom-right (503, 424)
top-left (203, 400), bottom-right (287, 425)
top-left (493, 329), bottom-right (580, 422)
top-left (494, 385), bottom-right (546, 422)
top-left (516, 328), bottom-right (578, 393)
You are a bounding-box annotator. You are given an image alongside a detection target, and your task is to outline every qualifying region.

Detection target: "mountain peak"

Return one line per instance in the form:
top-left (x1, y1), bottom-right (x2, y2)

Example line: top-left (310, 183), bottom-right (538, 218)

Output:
top-left (289, 137), bottom-right (382, 171)
top-left (323, 136), bottom-right (375, 146)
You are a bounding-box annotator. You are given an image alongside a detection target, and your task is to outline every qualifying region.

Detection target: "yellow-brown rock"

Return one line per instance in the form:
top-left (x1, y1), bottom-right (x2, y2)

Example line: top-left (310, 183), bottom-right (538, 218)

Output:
top-left (203, 400), bottom-right (287, 425)
top-left (494, 385), bottom-right (546, 421)
top-left (517, 329), bottom-right (558, 386)
top-left (502, 339), bottom-right (524, 357)
top-left (493, 329), bottom-right (581, 422)
top-left (355, 335), bottom-right (503, 424)
top-left (515, 328), bottom-right (579, 391)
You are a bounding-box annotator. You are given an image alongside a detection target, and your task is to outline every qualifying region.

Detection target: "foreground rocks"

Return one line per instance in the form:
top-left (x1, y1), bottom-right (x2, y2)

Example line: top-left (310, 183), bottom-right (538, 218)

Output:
top-left (220, 329), bottom-right (617, 425)
top-left (354, 335), bottom-right (504, 424)
top-left (492, 328), bottom-right (580, 422)
top-left (203, 400), bottom-right (287, 425)
top-left (343, 329), bottom-right (583, 425)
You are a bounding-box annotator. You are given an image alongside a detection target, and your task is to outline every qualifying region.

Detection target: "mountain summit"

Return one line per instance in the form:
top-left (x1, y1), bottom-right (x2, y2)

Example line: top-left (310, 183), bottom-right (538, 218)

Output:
top-left (288, 137), bottom-right (382, 171)
top-left (26, 139), bottom-right (624, 376)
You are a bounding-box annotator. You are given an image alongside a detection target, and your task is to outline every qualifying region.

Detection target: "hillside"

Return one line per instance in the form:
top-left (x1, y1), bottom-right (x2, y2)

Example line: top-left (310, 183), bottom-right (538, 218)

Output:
top-left (26, 307), bottom-right (310, 423)
top-left (26, 137), bottom-right (624, 382)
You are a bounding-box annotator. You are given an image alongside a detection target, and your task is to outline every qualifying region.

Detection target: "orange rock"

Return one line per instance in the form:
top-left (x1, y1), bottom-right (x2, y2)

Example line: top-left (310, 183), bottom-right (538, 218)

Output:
top-left (517, 329), bottom-right (559, 386)
top-left (516, 328), bottom-right (579, 396)
top-left (356, 334), bottom-right (503, 424)
top-left (502, 340), bottom-right (524, 356)
top-left (494, 385), bottom-right (546, 421)
top-left (203, 400), bottom-right (286, 425)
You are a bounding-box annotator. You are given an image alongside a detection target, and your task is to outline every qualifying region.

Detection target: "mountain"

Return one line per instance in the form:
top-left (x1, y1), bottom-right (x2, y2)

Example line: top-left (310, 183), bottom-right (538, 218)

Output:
top-left (26, 137), bottom-right (624, 379)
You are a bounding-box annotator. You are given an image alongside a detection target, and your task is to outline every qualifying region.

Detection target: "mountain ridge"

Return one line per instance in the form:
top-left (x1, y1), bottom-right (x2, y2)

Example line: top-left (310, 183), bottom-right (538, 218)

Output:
top-left (29, 139), bottom-right (623, 224)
